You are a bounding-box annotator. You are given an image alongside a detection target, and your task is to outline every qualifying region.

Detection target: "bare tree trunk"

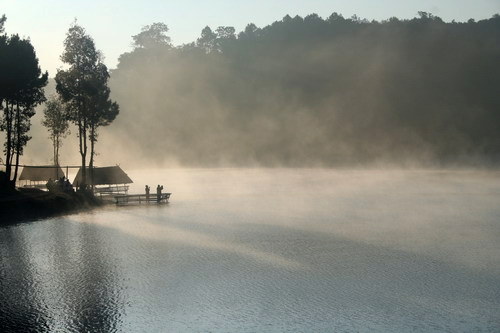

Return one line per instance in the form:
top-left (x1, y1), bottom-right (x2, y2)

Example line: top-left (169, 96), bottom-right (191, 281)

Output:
top-left (53, 135), bottom-right (57, 165)
top-left (82, 124), bottom-right (87, 186)
top-left (51, 134), bottom-right (57, 180)
top-left (89, 124), bottom-right (96, 189)
top-left (78, 120), bottom-right (87, 189)
top-left (13, 145), bottom-right (20, 182)
top-left (8, 145), bottom-right (13, 166)
top-left (12, 103), bottom-right (21, 183)
top-left (55, 135), bottom-right (59, 166)
top-left (77, 69), bottom-right (87, 189)
top-left (4, 101), bottom-right (12, 182)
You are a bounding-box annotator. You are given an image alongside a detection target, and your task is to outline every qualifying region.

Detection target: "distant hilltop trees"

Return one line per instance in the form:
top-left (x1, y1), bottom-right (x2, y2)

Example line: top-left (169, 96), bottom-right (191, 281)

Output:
top-left (109, 12), bottom-right (500, 166)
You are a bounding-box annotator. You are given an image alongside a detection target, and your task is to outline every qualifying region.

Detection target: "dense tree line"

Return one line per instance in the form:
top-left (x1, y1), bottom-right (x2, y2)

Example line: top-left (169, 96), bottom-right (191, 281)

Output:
top-left (110, 12), bottom-right (500, 166)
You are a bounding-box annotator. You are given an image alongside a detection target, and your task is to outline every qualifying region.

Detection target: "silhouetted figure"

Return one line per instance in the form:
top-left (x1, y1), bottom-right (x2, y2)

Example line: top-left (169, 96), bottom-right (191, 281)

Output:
top-left (156, 184), bottom-right (163, 203)
top-left (64, 178), bottom-right (74, 193)
top-left (58, 177), bottom-right (65, 192)
top-left (46, 178), bottom-right (55, 192)
top-left (145, 185), bottom-right (150, 203)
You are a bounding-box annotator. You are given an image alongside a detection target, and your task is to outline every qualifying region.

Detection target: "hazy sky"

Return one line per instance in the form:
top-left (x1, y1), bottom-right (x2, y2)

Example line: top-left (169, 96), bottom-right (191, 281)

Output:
top-left (2, 0), bottom-right (499, 76)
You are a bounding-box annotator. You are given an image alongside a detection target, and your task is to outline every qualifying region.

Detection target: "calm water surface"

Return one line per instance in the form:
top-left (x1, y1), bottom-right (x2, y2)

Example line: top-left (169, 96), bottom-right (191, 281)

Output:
top-left (1, 169), bottom-right (500, 332)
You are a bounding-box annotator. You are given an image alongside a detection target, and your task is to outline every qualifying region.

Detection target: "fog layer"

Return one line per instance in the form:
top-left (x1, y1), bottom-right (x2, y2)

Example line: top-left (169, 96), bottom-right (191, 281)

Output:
top-left (24, 13), bottom-right (500, 167)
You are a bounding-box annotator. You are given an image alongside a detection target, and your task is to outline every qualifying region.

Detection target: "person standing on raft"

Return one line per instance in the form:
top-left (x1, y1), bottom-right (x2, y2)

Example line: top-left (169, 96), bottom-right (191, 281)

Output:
top-left (156, 184), bottom-right (163, 203)
top-left (145, 185), bottom-right (150, 203)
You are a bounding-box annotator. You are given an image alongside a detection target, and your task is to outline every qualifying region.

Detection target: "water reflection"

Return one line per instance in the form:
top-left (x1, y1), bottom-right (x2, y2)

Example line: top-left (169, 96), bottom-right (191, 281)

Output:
top-left (0, 220), bottom-right (124, 332)
top-left (0, 227), bottom-right (50, 332)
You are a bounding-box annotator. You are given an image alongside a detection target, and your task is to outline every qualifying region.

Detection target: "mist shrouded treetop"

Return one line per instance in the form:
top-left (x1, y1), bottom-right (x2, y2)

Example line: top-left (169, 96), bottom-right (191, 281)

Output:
top-left (42, 95), bottom-right (69, 166)
top-left (105, 12), bottom-right (500, 166)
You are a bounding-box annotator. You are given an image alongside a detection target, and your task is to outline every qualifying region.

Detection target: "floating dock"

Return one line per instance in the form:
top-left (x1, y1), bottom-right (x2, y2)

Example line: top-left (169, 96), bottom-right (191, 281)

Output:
top-left (114, 193), bottom-right (171, 205)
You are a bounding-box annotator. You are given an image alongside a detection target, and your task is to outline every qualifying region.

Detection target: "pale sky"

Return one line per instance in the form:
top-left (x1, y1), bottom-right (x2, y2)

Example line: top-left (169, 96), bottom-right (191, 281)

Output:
top-left (2, 0), bottom-right (499, 77)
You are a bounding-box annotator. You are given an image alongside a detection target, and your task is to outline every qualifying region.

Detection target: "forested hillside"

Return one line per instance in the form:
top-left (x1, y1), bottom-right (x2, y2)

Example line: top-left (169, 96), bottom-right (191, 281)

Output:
top-left (107, 13), bottom-right (500, 166)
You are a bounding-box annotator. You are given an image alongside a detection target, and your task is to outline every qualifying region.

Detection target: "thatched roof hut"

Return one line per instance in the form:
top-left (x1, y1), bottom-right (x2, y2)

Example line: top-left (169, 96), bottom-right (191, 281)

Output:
top-left (19, 166), bottom-right (65, 181)
top-left (72, 166), bottom-right (133, 186)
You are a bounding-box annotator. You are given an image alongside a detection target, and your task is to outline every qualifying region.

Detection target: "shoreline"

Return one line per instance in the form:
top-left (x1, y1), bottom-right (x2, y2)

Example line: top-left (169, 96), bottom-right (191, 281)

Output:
top-left (0, 188), bottom-right (103, 226)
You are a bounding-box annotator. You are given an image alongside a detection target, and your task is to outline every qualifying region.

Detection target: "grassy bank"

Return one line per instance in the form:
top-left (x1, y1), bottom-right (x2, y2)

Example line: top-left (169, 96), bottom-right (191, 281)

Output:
top-left (0, 188), bottom-right (103, 225)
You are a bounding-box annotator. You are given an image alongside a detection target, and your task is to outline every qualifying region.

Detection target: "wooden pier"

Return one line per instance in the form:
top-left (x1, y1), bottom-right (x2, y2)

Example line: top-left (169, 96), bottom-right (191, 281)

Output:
top-left (114, 193), bottom-right (171, 205)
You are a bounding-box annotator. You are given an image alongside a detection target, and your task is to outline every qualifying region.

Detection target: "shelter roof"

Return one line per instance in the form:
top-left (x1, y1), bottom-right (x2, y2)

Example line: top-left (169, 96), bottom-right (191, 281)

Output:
top-left (72, 166), bottom-right (133, 186)
top-left (19, 166), bottom-right (65, 181)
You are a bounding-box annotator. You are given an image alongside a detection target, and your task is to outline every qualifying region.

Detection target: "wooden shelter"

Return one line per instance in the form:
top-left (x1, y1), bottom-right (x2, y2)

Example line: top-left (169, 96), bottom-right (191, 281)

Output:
top-left (19, 165), bottom-right (65, 189)
top-left (72, 166), bottom-right (133, 195)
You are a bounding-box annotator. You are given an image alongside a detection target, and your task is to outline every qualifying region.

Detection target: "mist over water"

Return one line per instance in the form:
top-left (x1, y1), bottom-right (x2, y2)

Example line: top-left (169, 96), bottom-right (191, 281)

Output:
top-left (1, 169), bottom-right (499, 332)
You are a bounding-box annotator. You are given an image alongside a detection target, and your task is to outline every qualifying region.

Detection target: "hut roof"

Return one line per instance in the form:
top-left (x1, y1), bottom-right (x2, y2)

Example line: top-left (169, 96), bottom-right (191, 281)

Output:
top-left (72, 166), bottom-right (133, 186)
top-left (19, 166), bottom-right (65, 181)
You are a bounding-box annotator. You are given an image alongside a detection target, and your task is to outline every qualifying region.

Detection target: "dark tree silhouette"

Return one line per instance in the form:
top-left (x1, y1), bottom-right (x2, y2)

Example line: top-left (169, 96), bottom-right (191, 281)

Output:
top-left (0, 31), bottom-right (47, 187)
top-left (132, 22), bottom-right (171, 49)
top-left (56, 22), bottom-right (119, 187)
top-left (56, 23), bottom-right (97, 187)
top-left (196, 26), bottom-right (217, 53)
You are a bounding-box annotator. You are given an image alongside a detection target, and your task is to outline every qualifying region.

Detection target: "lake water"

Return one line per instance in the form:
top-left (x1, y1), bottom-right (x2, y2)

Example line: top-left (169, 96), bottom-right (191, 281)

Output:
top-left (1, 169), bottom-right (500, 332)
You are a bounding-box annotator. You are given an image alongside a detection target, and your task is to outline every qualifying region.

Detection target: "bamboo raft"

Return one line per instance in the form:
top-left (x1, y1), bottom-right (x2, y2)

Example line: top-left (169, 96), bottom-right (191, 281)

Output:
top-left (95, 185), bottom-right (130, 196)
top-left (114, 193), bottom-right (171, 205)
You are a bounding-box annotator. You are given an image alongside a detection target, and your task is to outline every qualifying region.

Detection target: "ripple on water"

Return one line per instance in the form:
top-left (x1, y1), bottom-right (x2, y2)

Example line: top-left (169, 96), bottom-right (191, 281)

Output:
top-left (1, 169), bottom-right (500, 332)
